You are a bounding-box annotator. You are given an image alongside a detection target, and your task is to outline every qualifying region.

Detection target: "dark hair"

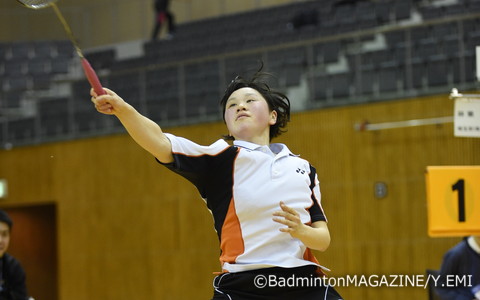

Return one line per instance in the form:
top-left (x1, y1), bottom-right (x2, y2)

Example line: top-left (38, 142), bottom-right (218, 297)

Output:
top-left (220, 67), bottom-right (291, 141)
top-left (0, 210), bottom-right (12, 230)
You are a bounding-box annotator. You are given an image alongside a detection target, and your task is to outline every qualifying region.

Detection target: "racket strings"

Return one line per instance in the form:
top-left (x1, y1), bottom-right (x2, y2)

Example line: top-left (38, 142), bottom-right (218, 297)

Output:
top-left (17, 0), bottom-right (57, 9)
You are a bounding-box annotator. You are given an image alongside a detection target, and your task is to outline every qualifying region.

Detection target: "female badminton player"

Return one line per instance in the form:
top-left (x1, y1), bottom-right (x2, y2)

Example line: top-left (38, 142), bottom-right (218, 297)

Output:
top-left (91, 68), bottom-right (343, 300)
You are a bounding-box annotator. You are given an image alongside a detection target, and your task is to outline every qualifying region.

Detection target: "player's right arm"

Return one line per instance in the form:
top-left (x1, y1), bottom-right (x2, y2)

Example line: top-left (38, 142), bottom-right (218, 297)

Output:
top-left (91, 88), bottom-right (174, 163)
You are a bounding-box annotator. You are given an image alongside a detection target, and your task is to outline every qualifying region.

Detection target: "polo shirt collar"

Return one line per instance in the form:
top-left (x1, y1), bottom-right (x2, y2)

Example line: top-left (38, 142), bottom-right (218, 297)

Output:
top-left (468, 236), bottom-right (480, 254)
top-left (233, 140), bottom-right (297, 157)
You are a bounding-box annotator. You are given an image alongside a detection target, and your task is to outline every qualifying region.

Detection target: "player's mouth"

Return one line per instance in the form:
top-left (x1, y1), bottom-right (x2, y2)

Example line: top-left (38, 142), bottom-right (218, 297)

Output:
top-left (236, 113), bottom-right (249, 121)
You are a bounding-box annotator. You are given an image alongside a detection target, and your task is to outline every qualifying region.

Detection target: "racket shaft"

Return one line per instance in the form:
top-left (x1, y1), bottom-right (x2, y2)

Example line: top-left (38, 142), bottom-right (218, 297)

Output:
top-left (81, 58), bottom-right (105, 95)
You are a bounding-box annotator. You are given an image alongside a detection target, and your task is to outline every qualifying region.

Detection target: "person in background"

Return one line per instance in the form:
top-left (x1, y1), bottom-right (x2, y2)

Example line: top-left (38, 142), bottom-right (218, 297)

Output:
top-left (0, 210), bottom-right (29, 300)
top-left (435, 236), bottom-right (480, 300)
top-left (151, 0), bottom-right (176, 40)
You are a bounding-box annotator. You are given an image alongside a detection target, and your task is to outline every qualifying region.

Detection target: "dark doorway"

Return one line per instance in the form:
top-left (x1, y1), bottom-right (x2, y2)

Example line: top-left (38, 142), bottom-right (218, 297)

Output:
top-left (4, 204), bottom-right (58, 300)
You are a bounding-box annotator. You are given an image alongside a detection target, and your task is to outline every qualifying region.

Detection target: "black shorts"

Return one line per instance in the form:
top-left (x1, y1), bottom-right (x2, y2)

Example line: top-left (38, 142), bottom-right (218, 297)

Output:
top-left (212, 265), bottom-right (343, 300)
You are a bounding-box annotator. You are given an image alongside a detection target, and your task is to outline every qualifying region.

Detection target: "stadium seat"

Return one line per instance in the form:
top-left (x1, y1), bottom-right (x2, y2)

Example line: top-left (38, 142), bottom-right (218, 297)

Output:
top-left (50, 57), bottom-right (71, 74)
top-left (28, 57), bottom-right (50, 76)
top-left (33, 41), bottom-right (54, 58)
top-left (6, 76), bottom-right (30, 92)
top-left (38, 98), bottom-right (71, 138)
top-left (426, 55), bottom-right (449, 87)
top-left (108, 72), bottom-right (142, 109)
top-left (9, 42), bottom-right (32, 60)
top-left (410, 60), bottom-right (426, 90)
top-left (375, 1), bottom-right (392, 24)
top-left (2, 91), bottom-right (23, 109)
top-left (0, 43), bottom-right (8, 60)
top-left (85, 48), bottom-right (116, 71)
top-left (394, 1), bottom-right (412, 21)
top-left (7, 117), bottom-right (36, 142)
top-left (331, 72), bottom-right (352, 99)
top-left (357, 64), bottom-right (377, 96)
top-left (4, 59), bottom-right (26, 76)
top-left (313, 72), bottom-right (329, 101)
top-left (322, 41), bottom-right (341, 64)
top-left (378, 62), bottom-right (402, 93)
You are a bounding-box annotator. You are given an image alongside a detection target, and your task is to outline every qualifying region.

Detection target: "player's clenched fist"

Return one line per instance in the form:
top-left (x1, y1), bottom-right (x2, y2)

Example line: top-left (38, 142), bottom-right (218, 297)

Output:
top-left (91, 88), bottom-right (130, 115)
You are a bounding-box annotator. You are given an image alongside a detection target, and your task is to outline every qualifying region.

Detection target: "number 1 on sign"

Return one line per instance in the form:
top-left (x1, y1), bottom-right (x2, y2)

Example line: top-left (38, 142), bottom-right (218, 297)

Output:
top-left (452, 179), bottom-right (465, 222)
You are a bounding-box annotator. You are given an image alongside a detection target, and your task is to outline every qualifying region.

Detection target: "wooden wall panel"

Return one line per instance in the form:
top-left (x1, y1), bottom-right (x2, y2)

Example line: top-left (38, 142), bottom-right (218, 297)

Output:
top-left (0, 93), bottom-right (479, 299)
top-left (276, 94), bottom-right (479, 299)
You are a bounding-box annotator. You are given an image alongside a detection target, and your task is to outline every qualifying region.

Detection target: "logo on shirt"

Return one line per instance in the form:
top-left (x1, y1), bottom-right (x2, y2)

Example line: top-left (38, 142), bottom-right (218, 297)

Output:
top-left (296, 168), bottom-right (306, 174)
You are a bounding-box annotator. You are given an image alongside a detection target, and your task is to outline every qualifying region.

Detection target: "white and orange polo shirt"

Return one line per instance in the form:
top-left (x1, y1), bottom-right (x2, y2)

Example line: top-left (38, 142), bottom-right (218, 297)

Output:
top-left (160, 133), bottom-right (328, 273)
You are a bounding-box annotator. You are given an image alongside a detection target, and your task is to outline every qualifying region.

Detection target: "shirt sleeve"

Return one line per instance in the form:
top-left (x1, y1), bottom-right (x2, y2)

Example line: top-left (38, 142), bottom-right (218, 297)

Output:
top-left (157, 134), bottom-right (231, 198)
top-left (308, 164), bottom-right (327, 223)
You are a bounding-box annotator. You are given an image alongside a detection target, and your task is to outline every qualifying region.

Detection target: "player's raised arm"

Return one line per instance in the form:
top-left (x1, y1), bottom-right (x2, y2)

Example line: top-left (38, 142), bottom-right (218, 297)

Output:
top-left (91, 88), bottom-right (174, 163)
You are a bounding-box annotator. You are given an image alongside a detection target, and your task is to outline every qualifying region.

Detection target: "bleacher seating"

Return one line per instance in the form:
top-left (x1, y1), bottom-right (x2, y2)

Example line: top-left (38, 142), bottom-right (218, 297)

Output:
top-left (6, 117), bottom-right (36, 142)
top-left (145, 66), bottom-right (181, 123)
top-left (2, 0), bottom-right (480, 147)
top-left (37, 97), bottom-right (70, 138)
top-left (0, 39), bottom-right (75, 144)
top-left (85, 49), bottom-right (116, 71)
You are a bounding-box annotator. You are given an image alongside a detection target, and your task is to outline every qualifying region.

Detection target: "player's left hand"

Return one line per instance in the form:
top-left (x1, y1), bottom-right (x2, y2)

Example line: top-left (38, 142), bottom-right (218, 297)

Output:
top-left (272, 201), bottom-right (308, 238)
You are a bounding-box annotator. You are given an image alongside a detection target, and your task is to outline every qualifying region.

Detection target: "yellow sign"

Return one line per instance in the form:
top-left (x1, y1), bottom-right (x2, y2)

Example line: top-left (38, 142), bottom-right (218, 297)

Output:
top-left (425, 166), bottom-right (480, 237)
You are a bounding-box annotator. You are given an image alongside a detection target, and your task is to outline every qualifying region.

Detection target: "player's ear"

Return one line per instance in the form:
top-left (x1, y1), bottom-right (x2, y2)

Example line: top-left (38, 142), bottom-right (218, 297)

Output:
top-left (269, 110), bottom-right (277, 125)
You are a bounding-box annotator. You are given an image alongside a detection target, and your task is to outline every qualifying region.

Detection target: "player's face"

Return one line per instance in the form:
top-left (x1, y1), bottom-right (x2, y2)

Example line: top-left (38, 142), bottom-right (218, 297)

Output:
top-left (0, 222), bottom-right (10, 258)
top-left (224, 87), bottom-right (277, 144)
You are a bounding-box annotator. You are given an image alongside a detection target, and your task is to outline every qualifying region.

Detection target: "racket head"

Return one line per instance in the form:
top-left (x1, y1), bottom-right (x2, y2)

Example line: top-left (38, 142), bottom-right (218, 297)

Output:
top-left (16, 0), bottom-right (58, 9)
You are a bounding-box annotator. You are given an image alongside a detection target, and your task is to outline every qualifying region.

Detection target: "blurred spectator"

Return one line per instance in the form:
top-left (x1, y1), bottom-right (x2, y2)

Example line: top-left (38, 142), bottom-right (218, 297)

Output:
top-left (151, 0), bottom-right (176, 40)
top-left (435, 236), bottom-right (480, 300)
top-left (0, 210), bottom-right (30, 300)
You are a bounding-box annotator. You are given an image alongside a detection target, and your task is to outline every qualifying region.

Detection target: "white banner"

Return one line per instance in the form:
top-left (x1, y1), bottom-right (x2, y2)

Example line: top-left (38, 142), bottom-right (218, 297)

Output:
top-left (476, 46), bottom-right (480, 82)
top-left (454, 98), bottom-right (480, 138)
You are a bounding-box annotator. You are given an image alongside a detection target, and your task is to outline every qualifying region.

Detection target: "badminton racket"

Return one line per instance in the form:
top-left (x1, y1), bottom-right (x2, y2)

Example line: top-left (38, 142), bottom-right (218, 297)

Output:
top-left (16, 0), bottom-right (106, 96)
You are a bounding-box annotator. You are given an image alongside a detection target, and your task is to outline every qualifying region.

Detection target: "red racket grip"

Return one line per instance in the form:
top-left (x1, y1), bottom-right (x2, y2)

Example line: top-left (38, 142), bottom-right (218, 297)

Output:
top-left (81, 58), bottom-right (106, 96)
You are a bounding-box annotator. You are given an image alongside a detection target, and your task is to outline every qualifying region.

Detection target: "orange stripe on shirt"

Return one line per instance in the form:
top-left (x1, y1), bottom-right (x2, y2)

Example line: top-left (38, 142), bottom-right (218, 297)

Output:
top-left (303, 247), bottom-right (320, 265)
top-left (219, 198), bottom-right (244, 264)
top-left (303, 248), bottom-right (325, 276)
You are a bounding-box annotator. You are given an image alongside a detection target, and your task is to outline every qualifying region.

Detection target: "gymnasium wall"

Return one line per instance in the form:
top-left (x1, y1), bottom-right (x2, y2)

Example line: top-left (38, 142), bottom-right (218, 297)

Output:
top-left (0, 92), bottom-right (478, 299)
